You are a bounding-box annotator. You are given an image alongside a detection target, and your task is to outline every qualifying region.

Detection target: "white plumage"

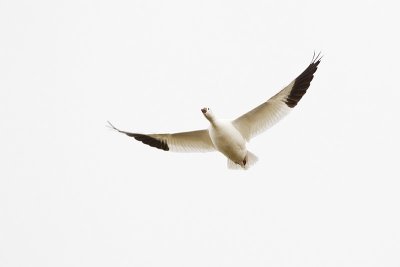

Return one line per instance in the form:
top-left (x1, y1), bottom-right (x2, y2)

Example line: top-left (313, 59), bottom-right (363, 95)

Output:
top-left (108, 53), bottom-right (322, 169)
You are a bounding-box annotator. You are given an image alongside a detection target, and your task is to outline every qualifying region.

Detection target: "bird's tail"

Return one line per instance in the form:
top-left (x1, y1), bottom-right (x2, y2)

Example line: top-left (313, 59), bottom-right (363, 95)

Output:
top-left (227, 159), bottom-right (243, 170)
top-left (227, 151), bottom-right (258, 170)
top-left (244, 151), bottom-right (258, 169)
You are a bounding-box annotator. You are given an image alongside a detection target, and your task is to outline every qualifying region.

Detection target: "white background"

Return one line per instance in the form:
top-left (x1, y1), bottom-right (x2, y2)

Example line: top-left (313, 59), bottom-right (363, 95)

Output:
top-left (1, 0), bottom-right (400, 266)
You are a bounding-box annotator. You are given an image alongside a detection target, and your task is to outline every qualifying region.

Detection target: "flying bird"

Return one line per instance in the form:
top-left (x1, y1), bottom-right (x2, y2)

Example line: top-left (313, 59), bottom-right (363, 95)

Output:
top-left (108, 53), bottom-right (322, 169)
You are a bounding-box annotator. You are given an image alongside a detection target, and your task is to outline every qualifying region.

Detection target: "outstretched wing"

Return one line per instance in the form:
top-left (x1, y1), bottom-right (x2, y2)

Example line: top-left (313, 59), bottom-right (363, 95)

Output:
top-left (107, 121), bottom-right (215, 152)
top-left (232, 52), bottom-right (322, 141)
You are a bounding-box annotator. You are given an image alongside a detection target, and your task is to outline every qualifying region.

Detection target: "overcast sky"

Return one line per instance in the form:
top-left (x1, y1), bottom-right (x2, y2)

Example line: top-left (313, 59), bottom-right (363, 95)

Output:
top-left (1, 0), bottom-right (400, 266)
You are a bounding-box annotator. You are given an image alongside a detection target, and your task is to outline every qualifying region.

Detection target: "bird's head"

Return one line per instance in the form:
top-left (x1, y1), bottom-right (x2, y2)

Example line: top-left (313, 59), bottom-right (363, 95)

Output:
top-left (201, 107), bottom-right (215, 122)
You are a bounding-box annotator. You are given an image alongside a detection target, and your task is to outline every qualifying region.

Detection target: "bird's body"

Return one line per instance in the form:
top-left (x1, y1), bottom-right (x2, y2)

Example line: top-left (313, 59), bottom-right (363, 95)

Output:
top-left (108, 53), bottom-right (322, 169)
top-left (208, 120), bottom-right (247, 167)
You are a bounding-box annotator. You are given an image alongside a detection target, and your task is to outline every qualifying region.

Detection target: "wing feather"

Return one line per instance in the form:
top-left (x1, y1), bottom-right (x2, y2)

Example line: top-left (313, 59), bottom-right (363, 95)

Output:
top-left (107, 121), bottom-right (215, 152)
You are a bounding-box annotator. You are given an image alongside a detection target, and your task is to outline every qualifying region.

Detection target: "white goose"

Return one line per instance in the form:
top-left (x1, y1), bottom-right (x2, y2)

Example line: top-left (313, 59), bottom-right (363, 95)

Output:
top-left (108, 53), bottom-right (322, 169)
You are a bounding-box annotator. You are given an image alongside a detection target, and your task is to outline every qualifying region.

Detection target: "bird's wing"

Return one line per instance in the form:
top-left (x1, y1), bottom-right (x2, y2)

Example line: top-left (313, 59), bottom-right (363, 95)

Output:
top-left (107, 121), bottom-right (215, 152)
top-left (232, 53), bottom-right (322, 141)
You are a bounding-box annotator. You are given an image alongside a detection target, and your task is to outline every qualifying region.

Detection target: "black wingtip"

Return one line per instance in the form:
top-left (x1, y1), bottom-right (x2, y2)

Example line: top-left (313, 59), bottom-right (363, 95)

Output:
top-left (131, 133), bottom-right (169, 151)
top-left (285, 52), bottom-right (322, 108)
top-left (107, 121), bottom-right (169, 151)
top-left (310, 51), bottom-right (323, 65)
top-left (106, 121), bottom-right (120, 132)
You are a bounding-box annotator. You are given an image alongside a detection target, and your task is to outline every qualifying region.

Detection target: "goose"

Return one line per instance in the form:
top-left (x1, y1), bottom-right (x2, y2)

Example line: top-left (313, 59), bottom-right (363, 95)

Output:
top-left (108, 53), bottom-right (322, 169)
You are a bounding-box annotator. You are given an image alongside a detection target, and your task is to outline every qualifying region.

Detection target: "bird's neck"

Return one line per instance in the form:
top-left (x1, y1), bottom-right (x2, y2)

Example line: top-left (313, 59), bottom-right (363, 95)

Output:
top-left (208, 116), bottom-right (219, 127)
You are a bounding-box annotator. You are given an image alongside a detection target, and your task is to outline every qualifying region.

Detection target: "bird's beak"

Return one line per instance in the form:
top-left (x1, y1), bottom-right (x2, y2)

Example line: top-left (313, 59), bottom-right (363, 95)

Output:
top-left (201, 108), bottom-right (207, 114)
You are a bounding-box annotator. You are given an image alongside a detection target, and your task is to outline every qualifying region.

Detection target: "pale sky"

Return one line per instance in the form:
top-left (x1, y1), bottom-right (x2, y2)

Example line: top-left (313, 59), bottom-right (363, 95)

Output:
top-left (1, 0), bottom-right (400, 266)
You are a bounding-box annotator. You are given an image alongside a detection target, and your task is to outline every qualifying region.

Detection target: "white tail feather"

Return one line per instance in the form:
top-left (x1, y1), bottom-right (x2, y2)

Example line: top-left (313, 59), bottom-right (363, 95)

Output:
top-left (227, 159), bottom-right (243, 170)
top-left (245, 151), bottom-right (258, 169)
top-left (227, 151), bottom-right (258, 170)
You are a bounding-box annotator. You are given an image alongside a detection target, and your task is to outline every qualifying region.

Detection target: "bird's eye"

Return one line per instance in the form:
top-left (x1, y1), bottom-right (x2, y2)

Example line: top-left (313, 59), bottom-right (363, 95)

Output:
top-left (207, 108), bottom-right (209, 110)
